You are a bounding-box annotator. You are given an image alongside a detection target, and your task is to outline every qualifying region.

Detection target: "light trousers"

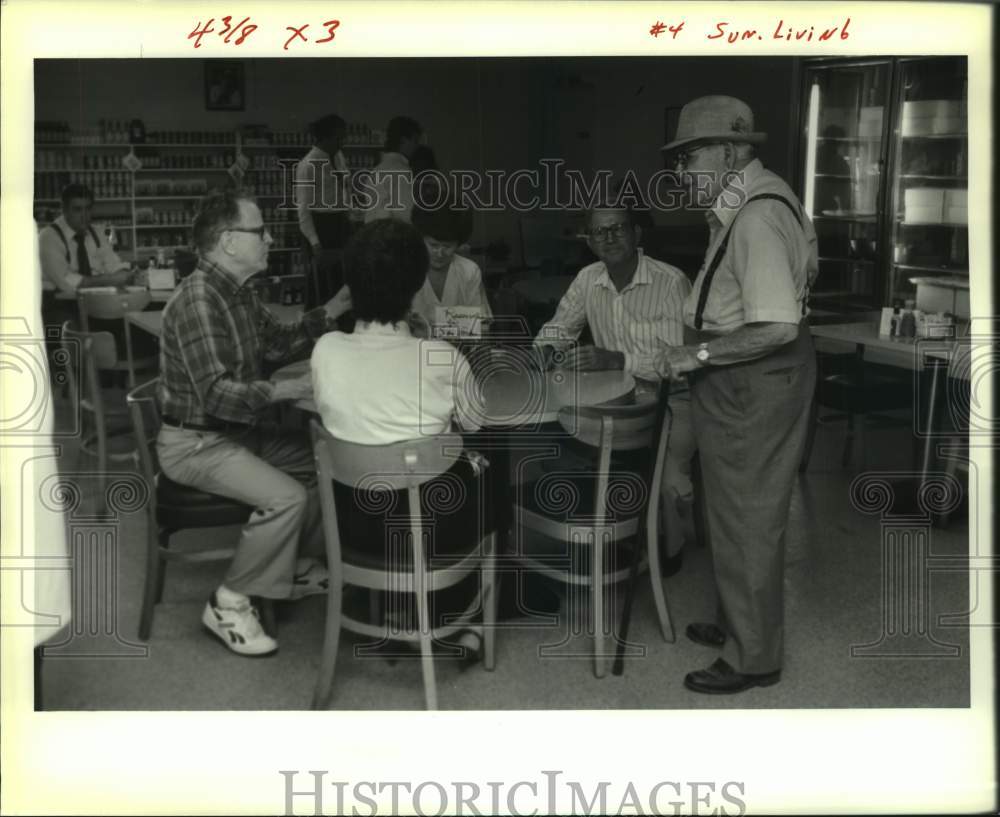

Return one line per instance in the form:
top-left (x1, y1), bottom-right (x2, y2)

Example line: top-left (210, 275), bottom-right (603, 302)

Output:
top-left (689, 327), bottom-right (816, 674)
top-left (156, 424), bottom-right (324, 599)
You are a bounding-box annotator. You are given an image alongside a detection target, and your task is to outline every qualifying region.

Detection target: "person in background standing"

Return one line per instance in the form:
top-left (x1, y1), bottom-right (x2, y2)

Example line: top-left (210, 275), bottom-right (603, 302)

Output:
top-left (294, 113), bottom-right (352, 307)
top-left (363, 116), bottom-right (423, 224)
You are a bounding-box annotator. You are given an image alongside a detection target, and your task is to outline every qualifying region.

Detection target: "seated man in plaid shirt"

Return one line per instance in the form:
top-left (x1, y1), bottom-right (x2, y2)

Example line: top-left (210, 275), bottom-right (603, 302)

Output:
top-left (156, 188), bottom-right (352, 657)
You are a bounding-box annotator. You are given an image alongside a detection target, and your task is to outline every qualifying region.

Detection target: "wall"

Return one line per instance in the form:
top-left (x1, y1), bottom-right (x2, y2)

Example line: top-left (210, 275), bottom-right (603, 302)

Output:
top-left (35, 57), bottom-right (798, 265)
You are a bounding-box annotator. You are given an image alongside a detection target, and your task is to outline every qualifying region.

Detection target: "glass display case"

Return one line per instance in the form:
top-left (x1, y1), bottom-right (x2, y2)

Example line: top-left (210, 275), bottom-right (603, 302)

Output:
top-left (888, 57), bottom-right (968, 315)
top-left (798, 56), bottom-right (969, 315)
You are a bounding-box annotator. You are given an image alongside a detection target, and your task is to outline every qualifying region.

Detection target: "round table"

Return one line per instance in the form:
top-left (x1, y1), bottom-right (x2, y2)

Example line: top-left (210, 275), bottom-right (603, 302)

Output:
top-left (273, 352), bottom-right (636, 555)
top-left (271, 354), bottom-right (635, 425)
top-left (511, 275), bottom-right (575, 308)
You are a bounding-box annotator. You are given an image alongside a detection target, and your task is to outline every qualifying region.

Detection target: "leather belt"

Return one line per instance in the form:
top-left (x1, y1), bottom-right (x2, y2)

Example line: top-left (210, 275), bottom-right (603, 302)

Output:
top-left (161, 415), bottom-right (252, 432)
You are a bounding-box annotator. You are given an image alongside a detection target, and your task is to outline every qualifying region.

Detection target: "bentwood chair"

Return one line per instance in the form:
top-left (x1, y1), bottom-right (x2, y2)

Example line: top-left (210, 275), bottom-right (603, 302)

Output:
top-left (800, 348), bottom-right (915, 471)
top-left (126, 378), bottom-right (255, 640)
top-left (77, 288), bottom-right (159, 390)
top-left (62, 322), bottom-right (145, 512)
top-left (310, 420), bottom-right (498, 711)
top-left (513, 387), bottom-right (675, 678)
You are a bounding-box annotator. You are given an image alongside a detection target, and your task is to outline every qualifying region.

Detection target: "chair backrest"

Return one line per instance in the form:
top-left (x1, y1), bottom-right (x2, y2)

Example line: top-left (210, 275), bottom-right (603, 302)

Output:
top-left (78, 288), bottom-right (151, 329)
top-left (310, 420), bottom-right (464, 491)
top-left (309, 419), bottom-right (466, 572)
top-left (125, 377), bottom-right (162, 490)
top-left (557, 392), bottom-right (663, 453)
top-left (556, 383), bottom-right (673, 526)
top-left (61, 322), bottom-right (118, 420)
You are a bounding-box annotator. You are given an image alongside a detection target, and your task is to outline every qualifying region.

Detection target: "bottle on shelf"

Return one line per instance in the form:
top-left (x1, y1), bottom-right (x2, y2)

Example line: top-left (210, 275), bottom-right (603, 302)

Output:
top-left (889, 299), bottom-right (903, 336)
top-left (899, 299), bottom-right (917, 338)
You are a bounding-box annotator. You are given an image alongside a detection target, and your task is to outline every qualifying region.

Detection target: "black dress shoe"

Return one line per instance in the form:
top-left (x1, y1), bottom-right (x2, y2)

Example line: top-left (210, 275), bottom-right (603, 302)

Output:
top-left (683, 658), bottom-right (781, 694)
top-left (685, 622), bottom-right (726, 648)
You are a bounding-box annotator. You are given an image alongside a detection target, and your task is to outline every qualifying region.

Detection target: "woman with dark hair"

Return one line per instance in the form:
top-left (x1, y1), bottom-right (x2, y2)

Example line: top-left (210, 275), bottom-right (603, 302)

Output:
top-left (310, 219), bottom-right (489, 660)
top-left (312, 219), bottom-right (481, 439)
top-left (409, 204), bottom-right (492, 335)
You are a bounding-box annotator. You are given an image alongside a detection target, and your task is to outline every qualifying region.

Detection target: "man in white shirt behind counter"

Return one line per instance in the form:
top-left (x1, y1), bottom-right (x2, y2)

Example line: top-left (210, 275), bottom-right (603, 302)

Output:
top-left (39, 183), bottom-right (133, 296)
top-left (534, 203), bottom-right (697, 575)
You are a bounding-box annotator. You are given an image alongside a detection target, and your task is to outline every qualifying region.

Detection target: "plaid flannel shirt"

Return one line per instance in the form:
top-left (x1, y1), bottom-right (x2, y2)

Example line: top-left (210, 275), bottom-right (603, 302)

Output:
top-left (157, 258), bottom-right (330, 425)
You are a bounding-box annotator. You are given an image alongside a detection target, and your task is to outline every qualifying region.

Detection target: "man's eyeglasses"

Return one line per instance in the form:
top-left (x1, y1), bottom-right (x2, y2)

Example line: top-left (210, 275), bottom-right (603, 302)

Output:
top-left (672, 144), bottom-right (717, 168)
top-left (587, 222), bottom-right (631, 242)
top-left (227, 225), bottom-right (270, 240)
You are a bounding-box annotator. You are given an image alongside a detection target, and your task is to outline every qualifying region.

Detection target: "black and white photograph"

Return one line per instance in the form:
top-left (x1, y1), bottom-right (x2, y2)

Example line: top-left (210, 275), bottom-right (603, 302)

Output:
top-left (1, 2), bottom-right (995, 815)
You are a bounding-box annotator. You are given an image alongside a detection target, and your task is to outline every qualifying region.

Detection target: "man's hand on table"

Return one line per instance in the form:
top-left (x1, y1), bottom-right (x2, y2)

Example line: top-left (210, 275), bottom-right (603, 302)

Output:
top-left (271, 376), bottom-right (313, 402)
top-left (558, 345), bottom-right (625, 372)
top-left (81, 269), bottom-right (133, 289)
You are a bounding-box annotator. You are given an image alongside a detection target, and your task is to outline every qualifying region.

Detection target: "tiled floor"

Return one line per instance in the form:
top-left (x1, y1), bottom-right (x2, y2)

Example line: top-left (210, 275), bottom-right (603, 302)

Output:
top-left (39, 397), bottom-right (972, 711)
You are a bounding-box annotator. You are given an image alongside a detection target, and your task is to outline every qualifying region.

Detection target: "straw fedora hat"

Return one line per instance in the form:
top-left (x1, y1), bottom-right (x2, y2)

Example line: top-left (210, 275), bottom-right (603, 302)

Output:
top-left (661, 95), bottom-right (767, 153)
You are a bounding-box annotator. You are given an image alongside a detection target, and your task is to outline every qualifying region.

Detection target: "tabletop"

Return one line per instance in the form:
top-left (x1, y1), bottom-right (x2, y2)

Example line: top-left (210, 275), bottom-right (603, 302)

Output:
top-left (125, 302), bottom-right (303, 337)
top-left (809, 320), bottom-right (970, 378)
top-left (273, 354), bottom-right (636, 426)
top-left (125, 310), bottom-right (163, 336)
top-left (512, 275), bottom-right (575, 306)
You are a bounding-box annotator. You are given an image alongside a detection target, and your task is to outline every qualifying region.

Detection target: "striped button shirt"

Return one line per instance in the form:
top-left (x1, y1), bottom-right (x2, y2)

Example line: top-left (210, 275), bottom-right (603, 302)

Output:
top-left (535, 251), bottom-right (690, 383)
top-left (157, 258), bottom-right (331, 425)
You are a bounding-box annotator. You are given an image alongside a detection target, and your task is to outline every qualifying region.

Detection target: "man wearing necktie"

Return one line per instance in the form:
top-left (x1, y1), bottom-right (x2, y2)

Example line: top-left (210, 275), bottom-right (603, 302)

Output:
top-left (38, 183), bottom-right (138, 357)
top-left (39, 183), bottom-right (133, 295)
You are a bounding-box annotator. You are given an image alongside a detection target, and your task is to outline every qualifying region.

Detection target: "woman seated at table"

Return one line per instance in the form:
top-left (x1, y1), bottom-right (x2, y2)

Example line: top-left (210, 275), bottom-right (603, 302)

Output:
top-left (310, 219), bottom-right (490, 660)
top-left (409, 203), bottom-right (493, 337)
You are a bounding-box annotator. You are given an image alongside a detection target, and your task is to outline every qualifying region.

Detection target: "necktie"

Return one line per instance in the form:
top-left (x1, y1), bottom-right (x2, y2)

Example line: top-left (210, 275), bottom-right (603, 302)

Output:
top-left (75, 233), bottom-right (92, 278)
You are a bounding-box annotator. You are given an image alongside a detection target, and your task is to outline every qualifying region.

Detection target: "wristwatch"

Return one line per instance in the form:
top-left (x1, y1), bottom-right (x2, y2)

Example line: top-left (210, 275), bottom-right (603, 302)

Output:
top-left (695, 342), bottom-right (711, 365)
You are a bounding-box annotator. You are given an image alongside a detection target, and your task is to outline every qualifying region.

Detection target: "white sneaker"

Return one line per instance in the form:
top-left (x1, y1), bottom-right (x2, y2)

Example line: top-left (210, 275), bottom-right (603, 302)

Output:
top-left (201, 593), bottom-right (278, 657)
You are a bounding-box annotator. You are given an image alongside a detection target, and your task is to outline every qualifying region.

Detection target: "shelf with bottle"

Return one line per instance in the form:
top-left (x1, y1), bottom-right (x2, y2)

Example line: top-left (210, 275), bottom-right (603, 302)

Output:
top-left (35, 170), bottom-right (132, 200)
top-left (813, 213), bottom-right (878, 223)
top-left (135, 232), bottom-right (191, 251)
top-left (818, 256), bottom-right (877, 266)
top-left (896, 219), bottom-right (968, 228)
top-left (815, 135), bottom-right (883, 143)
top-left (899, 133), bottom-right (967, 141)
top-left (135, 166), bottom-right (235, 173)
top-left (893, 262), bottom-right (968, 276)
top-left (132, 150), bottom-right (238, 170)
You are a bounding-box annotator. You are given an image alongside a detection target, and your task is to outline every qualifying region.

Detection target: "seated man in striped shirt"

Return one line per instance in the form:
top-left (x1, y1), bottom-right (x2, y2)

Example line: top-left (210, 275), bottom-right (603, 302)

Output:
top-left (156, 188), bottom-right (353, 657)
top-left (534, 204), bottom-right (697, 573)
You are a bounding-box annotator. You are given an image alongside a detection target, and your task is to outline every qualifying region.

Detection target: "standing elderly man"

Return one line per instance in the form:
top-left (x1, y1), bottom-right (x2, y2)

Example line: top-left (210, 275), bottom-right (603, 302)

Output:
top-left (656, 96), bottom-right (818, 694)
top-left (534, 203), bottom-right (697, 572)
top-left (156, 188), bottom-right (352, 657)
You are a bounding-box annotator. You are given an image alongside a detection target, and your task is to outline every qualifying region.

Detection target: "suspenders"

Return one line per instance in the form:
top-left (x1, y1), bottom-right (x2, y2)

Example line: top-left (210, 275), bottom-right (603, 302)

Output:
top-left (51, 222), bottom-right (101, 264)
top-left (692, 193), bottom-right (805, 331)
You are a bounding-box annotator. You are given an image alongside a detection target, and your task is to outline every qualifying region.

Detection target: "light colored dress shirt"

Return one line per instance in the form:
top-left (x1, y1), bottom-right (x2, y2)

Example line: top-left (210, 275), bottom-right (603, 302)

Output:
top-left (293, 145), bottom-right (351, 248)
top-left (534, 251), bottom-right (690, 383)
top-left (362, 151), bottom-right (414, 223)
top-left (311, 321), bottom-right (482, 443)
top-left (410, 255), bottom-right (493, 330)
top-left (38, 215), bottom-right (126, 293)
top-left (684, 158), bottom-right (818, 333)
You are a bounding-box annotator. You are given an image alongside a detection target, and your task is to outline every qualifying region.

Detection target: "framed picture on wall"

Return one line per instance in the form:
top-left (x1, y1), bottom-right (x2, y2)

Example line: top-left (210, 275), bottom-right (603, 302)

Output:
top-left (204, 60), bottom-right (245, 111)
